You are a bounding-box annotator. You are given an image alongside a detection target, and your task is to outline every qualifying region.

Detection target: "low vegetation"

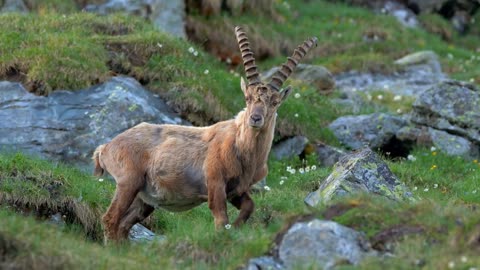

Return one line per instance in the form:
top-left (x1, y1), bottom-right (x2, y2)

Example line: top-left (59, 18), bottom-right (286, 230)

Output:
top-left (1, 0), bottom-right (479, 269)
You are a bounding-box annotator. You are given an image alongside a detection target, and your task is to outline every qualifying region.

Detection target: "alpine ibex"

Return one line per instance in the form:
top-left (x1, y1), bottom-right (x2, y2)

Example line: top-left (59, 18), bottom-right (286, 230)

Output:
top-left (93, 26), bottom-right (317, 241)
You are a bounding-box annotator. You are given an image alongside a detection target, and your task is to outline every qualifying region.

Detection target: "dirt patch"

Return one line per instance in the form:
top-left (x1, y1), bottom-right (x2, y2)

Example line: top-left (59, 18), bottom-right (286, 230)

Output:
top-left (174, 241), bottom-right (220, 265)
top-left (370, 224), bottom-right (425, 252)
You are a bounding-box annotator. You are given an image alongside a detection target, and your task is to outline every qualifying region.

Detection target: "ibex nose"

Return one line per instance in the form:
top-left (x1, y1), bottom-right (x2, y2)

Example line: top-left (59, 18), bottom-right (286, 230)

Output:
top-left (250, 114), bottom-right (262, 123)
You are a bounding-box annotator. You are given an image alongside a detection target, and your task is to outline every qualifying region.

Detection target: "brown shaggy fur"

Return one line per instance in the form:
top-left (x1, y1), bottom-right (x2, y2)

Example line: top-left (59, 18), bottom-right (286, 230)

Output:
top-left (93, 28), bottom-right (316, 242)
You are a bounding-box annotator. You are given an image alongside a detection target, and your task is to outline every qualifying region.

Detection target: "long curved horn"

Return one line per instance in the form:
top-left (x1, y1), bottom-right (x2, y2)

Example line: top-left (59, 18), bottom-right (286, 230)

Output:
top-left (268, 37), bottom-right (318, 92)
top-left (235, 26), bottom-right (261, 86)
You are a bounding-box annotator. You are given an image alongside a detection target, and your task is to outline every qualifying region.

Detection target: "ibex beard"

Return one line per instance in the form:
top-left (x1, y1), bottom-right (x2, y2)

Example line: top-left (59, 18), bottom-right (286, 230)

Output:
top-left (93, 26), bottom-right (317, 242)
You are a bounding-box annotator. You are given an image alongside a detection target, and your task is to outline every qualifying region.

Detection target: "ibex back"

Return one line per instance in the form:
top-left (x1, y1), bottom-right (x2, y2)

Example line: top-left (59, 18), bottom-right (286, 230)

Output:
top-left (93, 26), bottom-right (317, 242)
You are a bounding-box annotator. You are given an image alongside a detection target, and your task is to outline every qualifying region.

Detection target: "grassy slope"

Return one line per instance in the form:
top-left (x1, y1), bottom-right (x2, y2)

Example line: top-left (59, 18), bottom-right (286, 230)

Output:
top-left (1, 1), bottom-right (480, 269)
top-left (1, 151), bottom-right (479, 269)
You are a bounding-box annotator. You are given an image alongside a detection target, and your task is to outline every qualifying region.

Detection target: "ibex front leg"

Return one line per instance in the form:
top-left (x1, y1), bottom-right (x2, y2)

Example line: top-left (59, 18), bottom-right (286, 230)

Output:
top-left (207, 176), bottom-right (229, 230)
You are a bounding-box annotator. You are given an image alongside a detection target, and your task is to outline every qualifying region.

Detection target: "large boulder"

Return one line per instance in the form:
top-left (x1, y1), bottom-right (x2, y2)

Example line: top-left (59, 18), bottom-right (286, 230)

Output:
top-left (0, 76), bottom-right (188, 170)
top-left (305, 148), bottom-right (412, 207)
top-left (271, 136), bottom-right (308, 160)
top-left (84, 0), bottom-right (186, 38)
top-left (328, 113), bottom-right (408, 150)
top-left (246, 219), bottom-right (374, 270)
top-left (335, 51), bottom-right (446, 97)
top-left (411, 80), bottom-right (480, 144)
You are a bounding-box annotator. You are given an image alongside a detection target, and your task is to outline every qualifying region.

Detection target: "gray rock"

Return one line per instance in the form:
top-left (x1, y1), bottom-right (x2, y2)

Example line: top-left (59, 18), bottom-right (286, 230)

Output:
top-left (394, 51), bottom-right (441, 74)
top-left (411, 80), bottom-right (480, 144)
top-left (84, 0), bottom-right (186, 38)
top-left (277, 219), bottom-right (374, 269)
top-left (0, 0), bottom-right (28, 13)
top-left (0, 76), bottom-right (188, 170)
top-left (429, 128), bottom-right (479, 158)
top-left (382, 1), bottom-right (419, 28)
top-left (315, 142), bottom-right (348, 167)
top-left (328, 113), bottom-right (408, 150)
top-left (330, 89), bottom-right (366, 115)
top-left (305, 148), bottom-right (412, 207)
top-left (271, 136), bottom-right (308, 160)
top-left (129, 223), bottom-right (166, 243)
top-left (262, 64), bottom-right (335, 94)
top-left (335, 61), bottom-right (446, 97)
top-left (246, 256), bottom-right (283, 270)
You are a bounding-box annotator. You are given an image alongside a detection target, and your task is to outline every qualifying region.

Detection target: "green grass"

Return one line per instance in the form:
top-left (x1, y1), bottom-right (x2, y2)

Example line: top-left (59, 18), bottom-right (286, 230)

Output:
top-left (1, 150), bottom-right (479, 269)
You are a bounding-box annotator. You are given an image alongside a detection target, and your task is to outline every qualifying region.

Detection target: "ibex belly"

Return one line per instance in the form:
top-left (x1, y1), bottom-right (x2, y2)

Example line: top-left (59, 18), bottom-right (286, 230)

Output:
top-left (139, 166), bottom-right (208, 212)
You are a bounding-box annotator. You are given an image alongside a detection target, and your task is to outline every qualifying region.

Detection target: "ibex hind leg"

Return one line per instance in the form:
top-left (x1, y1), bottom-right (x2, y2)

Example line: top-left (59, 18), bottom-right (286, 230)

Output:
top-left (102, 175), bottom-right (144, 243)
top-left (117, 197), bottom-right (154, 240)
top-left (229, 192), bottom-right (254, 227)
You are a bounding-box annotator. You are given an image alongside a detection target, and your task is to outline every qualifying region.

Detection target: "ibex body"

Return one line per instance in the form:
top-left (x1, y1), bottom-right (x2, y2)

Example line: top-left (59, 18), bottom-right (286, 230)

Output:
top-left (93, 27), bottom-right (317, 242)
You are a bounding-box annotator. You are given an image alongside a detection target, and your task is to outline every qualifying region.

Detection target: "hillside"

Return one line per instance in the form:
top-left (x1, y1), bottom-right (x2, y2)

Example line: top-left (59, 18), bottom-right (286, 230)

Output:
top-left (1, 0), bottom-right (480, 269)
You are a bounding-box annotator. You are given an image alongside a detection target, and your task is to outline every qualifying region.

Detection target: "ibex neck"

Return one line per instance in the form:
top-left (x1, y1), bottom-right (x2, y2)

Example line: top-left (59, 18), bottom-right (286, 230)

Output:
top-left (235, 111), bottom-right (276, 158)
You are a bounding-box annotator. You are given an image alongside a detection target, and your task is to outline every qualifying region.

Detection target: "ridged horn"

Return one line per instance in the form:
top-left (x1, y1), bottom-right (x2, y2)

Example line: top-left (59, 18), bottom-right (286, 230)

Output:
top-left (268, 37), bottom-right (318, 92)
top-left (235, 26), bottom-right (261, 86)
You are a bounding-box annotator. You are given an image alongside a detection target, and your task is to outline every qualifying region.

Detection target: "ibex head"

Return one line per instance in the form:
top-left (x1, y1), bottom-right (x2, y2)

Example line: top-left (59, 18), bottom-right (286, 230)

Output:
top-left (235, 26), bottom-right (317, 129)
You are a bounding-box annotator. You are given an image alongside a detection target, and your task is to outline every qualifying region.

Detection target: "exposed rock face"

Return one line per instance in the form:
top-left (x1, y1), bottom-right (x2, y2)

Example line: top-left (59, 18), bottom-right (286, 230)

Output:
top-left (0, 0), bottom-right (27, 13)
top-left (411, 80), bottom-right (480, 144)
top-left (394, 51), bottom-right (442, 74)
top-left (246, 219), bottom-right (374, 270)
top-left (315, 142), bottom-right (348, 167)
top-left (305, 148), bottom-right (412, 207)
top-left (0, 76), bottom-right (187, 170)
top-left (328, 113), bottom-right (408, 150)
top-left (262, 64), bottom-right (336, 94)
top-left (335, 61), bottom-right (446, 97)
top-left (84, 0), bottom-right (186, 38)
top-left (271, 136), bottom-right (308, 160)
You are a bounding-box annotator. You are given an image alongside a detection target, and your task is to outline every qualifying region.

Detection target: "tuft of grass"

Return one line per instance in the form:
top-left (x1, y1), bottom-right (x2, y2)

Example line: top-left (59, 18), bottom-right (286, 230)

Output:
top-left (0, 153), bottom-right (115, 239)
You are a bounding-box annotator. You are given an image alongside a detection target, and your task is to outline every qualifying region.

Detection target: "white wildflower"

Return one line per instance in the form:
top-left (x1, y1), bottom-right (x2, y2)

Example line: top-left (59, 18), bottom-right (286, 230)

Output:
top-left (225, 58), bottom-right (232, 64)
top-left (294, 113), bottom-right (299, 118)
top-left (352, 87), bottom-right (358, 92)
top-left (460, 256), bottom-right (467, 263)
top-left (193, 51), bottom-right (199, 57)
top-left (396, 108), bottom-right (403, 114)
top-left (447, 53), bottom-right (454, 60)
top-left (383, 84), bottom-right (389, 90)
top-left (430, 146), bottom-right (437, 152)
top-left (393, 95), bottom-right (402, 101)
top-left (377, 95), bottom-right (384, 100)
top-left (424, 188), bottom-right (429, 192)
top-left (286, 166), bottom-right (292, 171)
top-left (157, 43), bottom-right (163, 48)
top-left (188, 47), bottom-right (195, 53)
top-left (204, 69), bottom-right (209, 75)
top-left (311, 165), bottom-right (317, 170)
top-left (470, 78), bottom-right (475, 83)
top-left (264, 186), bottom-right (271, 191)
top-left (413, 186), bottom-right (418, 191)
top-left (305, 166), bottom-right (310, 173)
top-left (448, 261), bottom-right (455, 269)
top-left (473, 190), bottom-right (477, 194)
top-left (98, 178), bottom-right (104, 182)
top-left (280, 180), bottom-right (285, 185)
top-left (469, 267), bottom-right (478, 270)
top-left (407, 155), bottom-right (417, 161)
top-left (224, 224), bottom-right (232, 230)
top-left (299, 168), bottom-right (305, 174)
top-left (294, 93), bottom-right (301, 99)
top-left (433, 183), bottom-right (438, 189)
top-left (289, 169), bottom-right (296, 174)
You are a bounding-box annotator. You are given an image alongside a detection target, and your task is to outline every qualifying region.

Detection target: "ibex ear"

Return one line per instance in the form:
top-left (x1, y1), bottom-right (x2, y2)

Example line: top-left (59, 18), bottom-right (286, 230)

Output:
top-left (280, 86), bottom-right (292, 102)
top-left (240, 77), bottom-right (247, 96)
